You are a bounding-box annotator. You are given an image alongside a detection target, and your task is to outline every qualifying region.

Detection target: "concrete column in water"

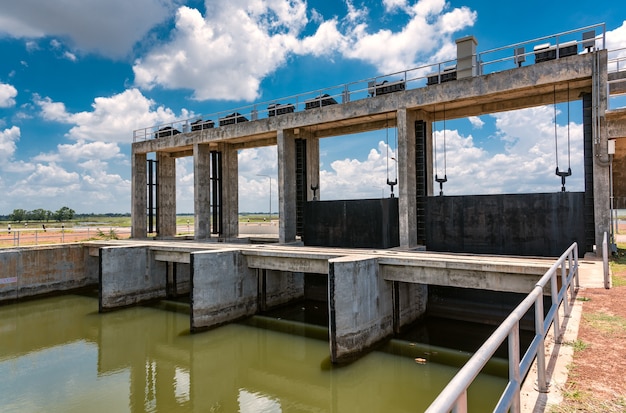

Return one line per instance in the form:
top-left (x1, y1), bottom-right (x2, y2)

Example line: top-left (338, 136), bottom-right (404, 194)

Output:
top-left (592, 50), bottom-right (611, 249)
top-left (218, 142), bottom-right (239, 239)
top-left (328, 255), bottom-right (393, 363)
top-left (157, 152), bottom-right (176, 238)
top-left (190, 249), bottom-right (257, 331)
top-left (397, 108), bottom-right (418, 248)
top-left (99, 245), bottom-right (166, 312)
top-left (131, 151), bottom-right (147, 239)
top-left (194, 143), bottom-right (211, 240)
top-left (278, 128), bottom-right (297, 243)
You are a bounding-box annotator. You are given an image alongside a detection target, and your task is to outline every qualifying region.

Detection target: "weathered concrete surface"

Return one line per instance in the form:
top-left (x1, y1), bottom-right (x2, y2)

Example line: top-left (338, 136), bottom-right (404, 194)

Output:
top-left (130, 152), bottom-right (147, 239)
top-left (394, 282), bottom-right (428, 333)
top-left (379, 254), bottom-right (551, 294)
top-left (99, 245), bottom-right (166, 311)
top-left (611, 132), bottom-right (626, 208)
top-left (190, 248), bottom-right (257, 331)
top-left (263, 269), bottom-right (305, 309)
top-left (607, 108), bottom-right (626, 139)
top-left (328, 255), bottom-right (393, 363)
top-left (157, 152), bottom-right (177, 238)
top-left (0, 245), bottom-right (96, 303)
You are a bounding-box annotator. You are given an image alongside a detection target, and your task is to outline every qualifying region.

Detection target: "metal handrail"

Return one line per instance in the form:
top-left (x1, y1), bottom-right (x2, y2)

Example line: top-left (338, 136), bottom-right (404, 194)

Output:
top-left (425, 242), bottom-right (579, 413)
top-left (133, 24), bottom-right (607, 143)
top-left (608, 46), bottom-right (626, 73)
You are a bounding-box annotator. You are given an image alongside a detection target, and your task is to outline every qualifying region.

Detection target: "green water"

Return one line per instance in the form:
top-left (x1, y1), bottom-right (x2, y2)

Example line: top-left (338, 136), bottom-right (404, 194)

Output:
top-left (0, 294), bottom-right (506, 412)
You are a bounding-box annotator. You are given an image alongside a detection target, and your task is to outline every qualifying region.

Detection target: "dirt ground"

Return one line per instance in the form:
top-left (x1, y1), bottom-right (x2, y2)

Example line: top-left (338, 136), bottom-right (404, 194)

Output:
top-left (552, 263), bottom-right (626, 411)
top-left (0, 227), bottom-right (130, 248)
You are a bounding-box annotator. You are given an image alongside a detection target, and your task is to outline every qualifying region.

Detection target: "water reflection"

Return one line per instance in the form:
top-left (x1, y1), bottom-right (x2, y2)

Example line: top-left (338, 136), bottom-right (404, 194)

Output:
top-left (0, 294), bottom-right (506, 412)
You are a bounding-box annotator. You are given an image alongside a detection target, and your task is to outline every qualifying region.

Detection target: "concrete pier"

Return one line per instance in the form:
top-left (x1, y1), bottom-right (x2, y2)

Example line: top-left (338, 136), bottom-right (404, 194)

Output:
top-left (328, 255), bottom-right (394, 363)
top-left (88, 240), bottom-right (559, 362)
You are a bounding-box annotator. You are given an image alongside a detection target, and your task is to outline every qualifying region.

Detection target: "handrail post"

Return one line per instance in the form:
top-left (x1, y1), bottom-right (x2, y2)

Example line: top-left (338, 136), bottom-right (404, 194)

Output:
top-left (561, 263), bottom-right (570, 315)
top-left (508, 324), bottom-right (521, 412)
top-left (573, 244), bottom-right (580, 288)
top-left (535, 294), bottom-right (549, 392)
top-left (452, 391), bottom-right (468, 413)
top-left (550, 272), bottom-right (561, 343)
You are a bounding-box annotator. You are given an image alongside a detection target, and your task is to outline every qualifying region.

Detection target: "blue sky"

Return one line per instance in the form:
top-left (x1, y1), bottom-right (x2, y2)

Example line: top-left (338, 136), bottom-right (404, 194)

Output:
top-left (0, 1), bottom-right (625, 214)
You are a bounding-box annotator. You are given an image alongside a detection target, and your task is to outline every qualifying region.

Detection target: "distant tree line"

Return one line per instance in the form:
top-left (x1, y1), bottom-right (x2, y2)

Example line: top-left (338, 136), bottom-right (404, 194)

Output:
top-left (4, 206), bottom-right (76, 222)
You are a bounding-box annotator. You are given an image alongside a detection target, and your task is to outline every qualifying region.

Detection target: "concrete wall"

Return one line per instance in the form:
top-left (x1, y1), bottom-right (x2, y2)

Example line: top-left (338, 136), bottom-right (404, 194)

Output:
top-left (0, 245), bottom-right (96, 303)
top-left (262, 269), bottom-right (305, 309)
top-left (328, 255), bottom-right (393, 363)
top-left (99, 245), bottom-right (166, 311)
top-left (394, 282), bottom-right (428, 333)
top-left (190, 249), bottom-right (257, 331)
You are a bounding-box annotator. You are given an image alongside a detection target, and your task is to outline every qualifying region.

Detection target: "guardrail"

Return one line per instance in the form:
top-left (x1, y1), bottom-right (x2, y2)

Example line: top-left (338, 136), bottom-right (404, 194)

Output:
top-left (0, 227), bottom-right (131, 247)
top-left (133, 23), bottom-right (606, 142)
top-left (608, 46), bottom-right (626, 73)
top-left (425, 242), bottom-right (579, 413)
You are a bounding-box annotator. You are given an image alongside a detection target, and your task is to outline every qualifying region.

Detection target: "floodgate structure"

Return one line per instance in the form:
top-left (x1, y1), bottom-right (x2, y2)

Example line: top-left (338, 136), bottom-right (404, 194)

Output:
top-left (2, 23), bottom-right (626, 412)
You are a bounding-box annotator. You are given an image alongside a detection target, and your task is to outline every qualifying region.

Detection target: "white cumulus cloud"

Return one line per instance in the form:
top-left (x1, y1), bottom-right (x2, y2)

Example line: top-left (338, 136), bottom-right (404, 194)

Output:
top-left (34, 88), bottom-right (191, 143)
top-left (133, 0), bottom-right (477, 101)
top-left (0, 82), bottom-right (18, 108)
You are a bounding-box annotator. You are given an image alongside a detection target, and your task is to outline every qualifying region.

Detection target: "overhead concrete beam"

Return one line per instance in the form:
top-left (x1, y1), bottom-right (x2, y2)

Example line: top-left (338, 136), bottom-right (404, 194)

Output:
top-left (132, 53), bottom-right (598, 156)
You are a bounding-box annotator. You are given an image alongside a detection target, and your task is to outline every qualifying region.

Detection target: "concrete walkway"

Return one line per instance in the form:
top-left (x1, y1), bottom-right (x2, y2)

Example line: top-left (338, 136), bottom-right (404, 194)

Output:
top-left (521, 254), bottom-right (607, 412)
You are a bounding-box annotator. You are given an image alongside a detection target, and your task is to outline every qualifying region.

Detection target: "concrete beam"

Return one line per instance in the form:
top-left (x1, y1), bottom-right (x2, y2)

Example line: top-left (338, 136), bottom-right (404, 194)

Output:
top-left (379, 258), bottom-right (550, 294)
top-left (328, 255), bottom-right (393, 363)
top-left (608, 108), bottom-right (626, 139)
top-left (244, 252), bottom-right (330, 274)
top-left (132, 53), bottom-right (597, 156)
top-left (99, 245), bottom-right (166, 311)
top-left (609, 71), bottom-right (626, 95)
top-left (190, 249), bottom-right (257, 331)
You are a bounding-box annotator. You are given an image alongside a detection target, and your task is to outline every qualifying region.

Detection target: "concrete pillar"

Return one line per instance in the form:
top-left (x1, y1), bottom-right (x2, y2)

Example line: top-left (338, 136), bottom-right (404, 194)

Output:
top-left (278, 129), bottom-right (297, 243)
top-left (593, 51), bottom-right (611, 249)
top-left (397, 108), bottom-right (418, 248)
top-left (99, 246), bottom-right (165, 312)
top-left (456, 35), bottom-right (478, 79)
top-left (157, 152), bottom-right (176, 238)
top-left (218, 143), bottom-right (239, 239)
top-left (328, 255), bottom-right (393, 363)
top-left (194, 143), bottom-right (211, 239)
top-left (190, 249), bottom-right (257, 331)
top-left (131, 151), bottom-right (147, 239)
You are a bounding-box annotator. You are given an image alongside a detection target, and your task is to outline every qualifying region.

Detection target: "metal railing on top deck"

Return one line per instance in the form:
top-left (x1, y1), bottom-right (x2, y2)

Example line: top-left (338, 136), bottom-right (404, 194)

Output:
top-left (424, 242), bottom-right (579, 413)
top-left (608, 46), bottom-right (626, 73)
top-left (133, 23), bottom-right (607, 142)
